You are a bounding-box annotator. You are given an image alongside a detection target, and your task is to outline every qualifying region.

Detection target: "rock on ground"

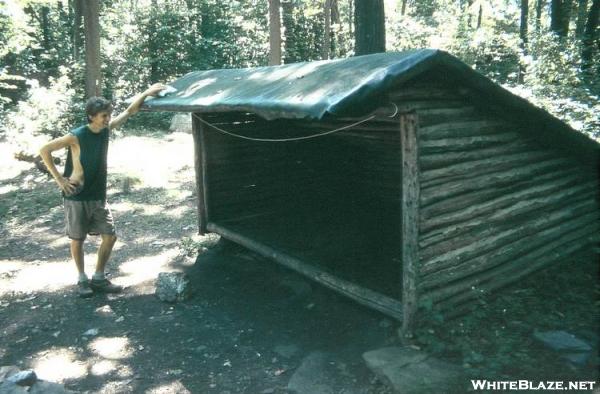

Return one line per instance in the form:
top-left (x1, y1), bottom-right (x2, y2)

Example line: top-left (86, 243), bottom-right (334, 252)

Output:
top-left (363, 347), bottom-right (464, 394)
top-left (0, 366), bottom-right (70, 394)
top-left (287, 351), bottom-right (358, 394)
top-left (533, 330), bottom-right (592, 352)
top-left (155, 272), bottom-right (192, 303)
top-left (6, 370), bottom-right (36, 386)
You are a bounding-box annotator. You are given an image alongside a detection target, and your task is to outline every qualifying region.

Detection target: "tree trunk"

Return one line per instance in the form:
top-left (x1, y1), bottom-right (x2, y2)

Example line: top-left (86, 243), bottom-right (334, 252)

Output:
top-left (519, 0), bottom-right (529, 83)
top-left (401, 0), bottom-right (407, 15)
top-left (83, 0), bottom-right (101, 98)
top-left (576, 0), bottom-right (589, 36)
top-left (72, 0), bottom-right (83, 60)
top-left (40, 6), bottom-right (51, 50)
top-left (581, 0), bottom-right (599, 68)
top-left (536, 0), bottom-right (544, 31)
top-left (331, 0), bottom-right (340, 23)
top-left (477, 3), bottom-right (483, 28)
top-left (354, 0), bottom-right (385, 55)
top-left (349, 0), bottom-right (353, 36)
top-left (322, 0), bottom-right (332, 59)
top-left (281, 0), bottom-right (295, 63)
top-left (269, 0), bottom-right (282, 65)
top-left (551, 0), bottom-right (573, 36)
top-left (148, 0), bottom-right (160, 82)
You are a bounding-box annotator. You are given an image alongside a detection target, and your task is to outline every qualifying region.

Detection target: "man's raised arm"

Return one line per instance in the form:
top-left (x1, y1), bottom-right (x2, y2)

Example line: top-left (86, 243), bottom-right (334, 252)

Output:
top-left (109, 83), bottom-right (166, 130)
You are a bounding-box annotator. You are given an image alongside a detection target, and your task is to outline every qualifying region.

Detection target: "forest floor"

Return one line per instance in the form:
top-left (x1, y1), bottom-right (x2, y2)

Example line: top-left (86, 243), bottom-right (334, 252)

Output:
top-left (0, 126), bottom-right (598, 393)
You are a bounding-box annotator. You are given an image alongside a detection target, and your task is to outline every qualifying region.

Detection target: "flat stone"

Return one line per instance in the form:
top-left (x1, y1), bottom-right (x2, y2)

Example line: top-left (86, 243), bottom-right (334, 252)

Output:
top-left (94, 305), bottom-right (116, 317)
top-left (156, 272), bottom-right (192, 303)
top-left (363, 347), bottom-right (463, 394)
top-left (363, 346), bottom-right (428, 370)
top-left (274, 344), bottom-right (299, 359)
top-left (6, 370), bottom-right (36, 386)
top-left (0, 366), bottom-right (20, 383)
top-left (287, 352), bottom-right (344, 394)
top-left (533, 330), bottom-right (592, 352)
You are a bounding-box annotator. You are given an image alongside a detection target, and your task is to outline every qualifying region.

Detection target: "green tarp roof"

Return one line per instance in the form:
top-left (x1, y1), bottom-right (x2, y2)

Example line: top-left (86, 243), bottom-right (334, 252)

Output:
top-left (143, 49), bottom-right (450, 120)
top-left (142, 49), bottom-right (599, 164)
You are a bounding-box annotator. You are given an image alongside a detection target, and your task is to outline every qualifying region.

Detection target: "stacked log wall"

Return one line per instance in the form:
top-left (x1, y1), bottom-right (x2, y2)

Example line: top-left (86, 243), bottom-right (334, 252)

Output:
top-left (394, 83), bottom-right (600, 312)
top-left (201, 112), bottom-right (404, 228)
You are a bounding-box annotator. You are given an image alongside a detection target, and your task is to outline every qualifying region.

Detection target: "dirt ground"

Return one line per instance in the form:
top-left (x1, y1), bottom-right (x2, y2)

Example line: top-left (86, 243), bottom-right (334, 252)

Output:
top-left (0, 128), bottom-right (598, 393)
top-left (0, 130), bottom-right (396, 393)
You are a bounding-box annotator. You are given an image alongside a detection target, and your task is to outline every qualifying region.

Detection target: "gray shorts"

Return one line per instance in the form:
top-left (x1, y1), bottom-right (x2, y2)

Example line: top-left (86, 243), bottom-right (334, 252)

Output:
top-left (64, 199), bottom-right (116, 240)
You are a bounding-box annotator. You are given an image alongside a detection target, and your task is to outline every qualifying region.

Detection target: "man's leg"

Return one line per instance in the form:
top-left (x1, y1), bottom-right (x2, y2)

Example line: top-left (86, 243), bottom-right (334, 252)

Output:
top-left (94, 234), bottom-right (117, 276)
top-left (70, 239), bottom-right (85, 275)
top-left (70, 238), bottom-right (93, 298)
top-left (88, 202), bottom-right (122, 293)
top-left (89, 233), bottom-right (122, 293)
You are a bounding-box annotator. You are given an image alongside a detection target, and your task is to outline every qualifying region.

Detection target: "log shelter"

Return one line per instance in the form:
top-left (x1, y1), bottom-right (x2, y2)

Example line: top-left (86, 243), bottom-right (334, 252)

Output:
top-left (142, 49), bottom-right (600, 331)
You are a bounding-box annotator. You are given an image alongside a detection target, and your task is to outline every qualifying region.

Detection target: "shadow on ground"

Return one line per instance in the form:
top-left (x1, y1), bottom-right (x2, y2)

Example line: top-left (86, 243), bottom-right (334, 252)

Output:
top-left (0, 242), bottom-right (396, 393)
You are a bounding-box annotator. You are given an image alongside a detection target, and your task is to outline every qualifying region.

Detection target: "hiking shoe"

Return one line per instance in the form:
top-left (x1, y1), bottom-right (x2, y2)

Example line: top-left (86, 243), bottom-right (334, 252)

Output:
top-left (77, 281), bottom-right (94, 298)
top-left (90, 278), bottom-right (123, 293)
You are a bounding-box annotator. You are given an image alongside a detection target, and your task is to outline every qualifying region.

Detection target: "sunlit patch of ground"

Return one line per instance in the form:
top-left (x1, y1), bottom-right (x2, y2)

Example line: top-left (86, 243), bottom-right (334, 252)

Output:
top-left (31, 347), bottom-right (88, 383)
top-left (0, 259), bottom-right (73, 296)
top-left (89, 336), bottom-right (134, 360)
top-left (117, 249), bottom-right (182, 295)
top-left (108, 132), bottom-right (193, 189)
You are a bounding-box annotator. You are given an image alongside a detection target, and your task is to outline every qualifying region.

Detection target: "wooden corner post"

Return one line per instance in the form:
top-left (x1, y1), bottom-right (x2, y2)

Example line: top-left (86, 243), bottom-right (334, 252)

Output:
top-left (400, 112), bottom-right (420, 341)
top-left (191, 113), bottom-right (209, 235)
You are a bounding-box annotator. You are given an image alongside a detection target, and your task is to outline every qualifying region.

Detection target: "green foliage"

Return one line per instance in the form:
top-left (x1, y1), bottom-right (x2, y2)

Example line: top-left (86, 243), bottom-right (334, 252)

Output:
top-left (0, 0), bottom-right (598, 137)
top-left (2, 66), bottom-right (81, 139)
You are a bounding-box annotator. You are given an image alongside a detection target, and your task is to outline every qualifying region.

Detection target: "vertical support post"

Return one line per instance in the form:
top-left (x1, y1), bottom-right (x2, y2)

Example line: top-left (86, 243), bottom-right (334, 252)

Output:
top-left (399, 112), bottom-right (420, 341)
top-left (191, 113), bottom-right (209, 235)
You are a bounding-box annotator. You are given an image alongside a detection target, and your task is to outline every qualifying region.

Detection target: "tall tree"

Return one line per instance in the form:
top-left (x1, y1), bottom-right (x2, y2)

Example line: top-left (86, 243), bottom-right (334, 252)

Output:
top-left (322, 0), bottom-right (332, 59)
top-left (269, 0), bottom-right (282, 65)
top-left (551, 0), bottom-right (573, 37)
top-left (519, 0), bottom-right (529, 83)
top-left (72, 0), bottom-right (83, 60)
top-left (148, 0), bottom-right (159, 81)
top-left (354, 0), bottom-right (385, 55)
top-left (581, 0), bottom-right (599, 69)
top-left (83, 0), bottom-right (101, 98)
top-left (536, 0), bottom-right (544, 31)
top-left (575, 0), bottom-right (589, 36)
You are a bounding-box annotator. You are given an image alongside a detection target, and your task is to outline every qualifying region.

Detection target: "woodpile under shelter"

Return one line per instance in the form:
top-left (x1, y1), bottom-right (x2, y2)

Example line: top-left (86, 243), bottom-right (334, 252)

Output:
top-left (142, 49), bottom-right (600, 330)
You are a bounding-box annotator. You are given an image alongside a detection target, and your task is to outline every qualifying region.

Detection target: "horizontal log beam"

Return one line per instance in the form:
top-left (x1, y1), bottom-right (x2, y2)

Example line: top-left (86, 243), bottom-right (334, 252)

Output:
top-left (206, 222), bottom-right (404, 321)
top-left (420, 174), bottom-right (593, 236)
top-left (420, 198), bottom-right (598, 279)
top-left (420, 157), bottom-right (571, 207)
top-left (427, 225), bottom-right (598, 308)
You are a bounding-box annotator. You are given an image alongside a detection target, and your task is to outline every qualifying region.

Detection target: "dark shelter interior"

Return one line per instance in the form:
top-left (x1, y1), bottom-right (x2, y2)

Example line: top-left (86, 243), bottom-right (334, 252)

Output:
top-left (202, 112), bottom-right (403, 299)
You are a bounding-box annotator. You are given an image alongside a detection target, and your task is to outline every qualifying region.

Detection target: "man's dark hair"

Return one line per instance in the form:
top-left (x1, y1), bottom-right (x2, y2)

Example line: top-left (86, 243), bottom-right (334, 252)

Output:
top-left (85, 97), bottom-right (112, 123)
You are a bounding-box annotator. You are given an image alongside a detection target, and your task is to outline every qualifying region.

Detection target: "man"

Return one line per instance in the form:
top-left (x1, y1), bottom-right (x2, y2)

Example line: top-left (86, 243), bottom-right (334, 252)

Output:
top-left (39, 83), bottom-right (165, 297)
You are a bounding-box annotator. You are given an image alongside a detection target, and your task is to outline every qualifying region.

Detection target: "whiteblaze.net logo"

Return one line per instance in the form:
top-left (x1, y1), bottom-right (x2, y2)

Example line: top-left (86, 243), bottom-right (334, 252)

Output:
top-left (470, 380), bottom-right (597, 391)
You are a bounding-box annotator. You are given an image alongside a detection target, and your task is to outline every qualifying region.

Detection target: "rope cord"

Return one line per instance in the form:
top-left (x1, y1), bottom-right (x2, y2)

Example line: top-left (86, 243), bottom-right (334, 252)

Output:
top-left (192, 103), bottom-right (399, 142)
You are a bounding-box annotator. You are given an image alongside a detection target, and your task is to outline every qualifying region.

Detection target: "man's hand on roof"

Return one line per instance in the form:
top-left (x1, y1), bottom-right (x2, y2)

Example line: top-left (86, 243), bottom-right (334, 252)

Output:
top-left (144, 83), bottom-right (168, 98)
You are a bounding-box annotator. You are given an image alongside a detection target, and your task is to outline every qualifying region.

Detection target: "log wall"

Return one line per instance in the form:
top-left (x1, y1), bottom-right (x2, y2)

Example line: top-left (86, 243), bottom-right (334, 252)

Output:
top-left (201, 112), bottom-right (403, 224)
top-left (393, 82), bottom-right (600, 312)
